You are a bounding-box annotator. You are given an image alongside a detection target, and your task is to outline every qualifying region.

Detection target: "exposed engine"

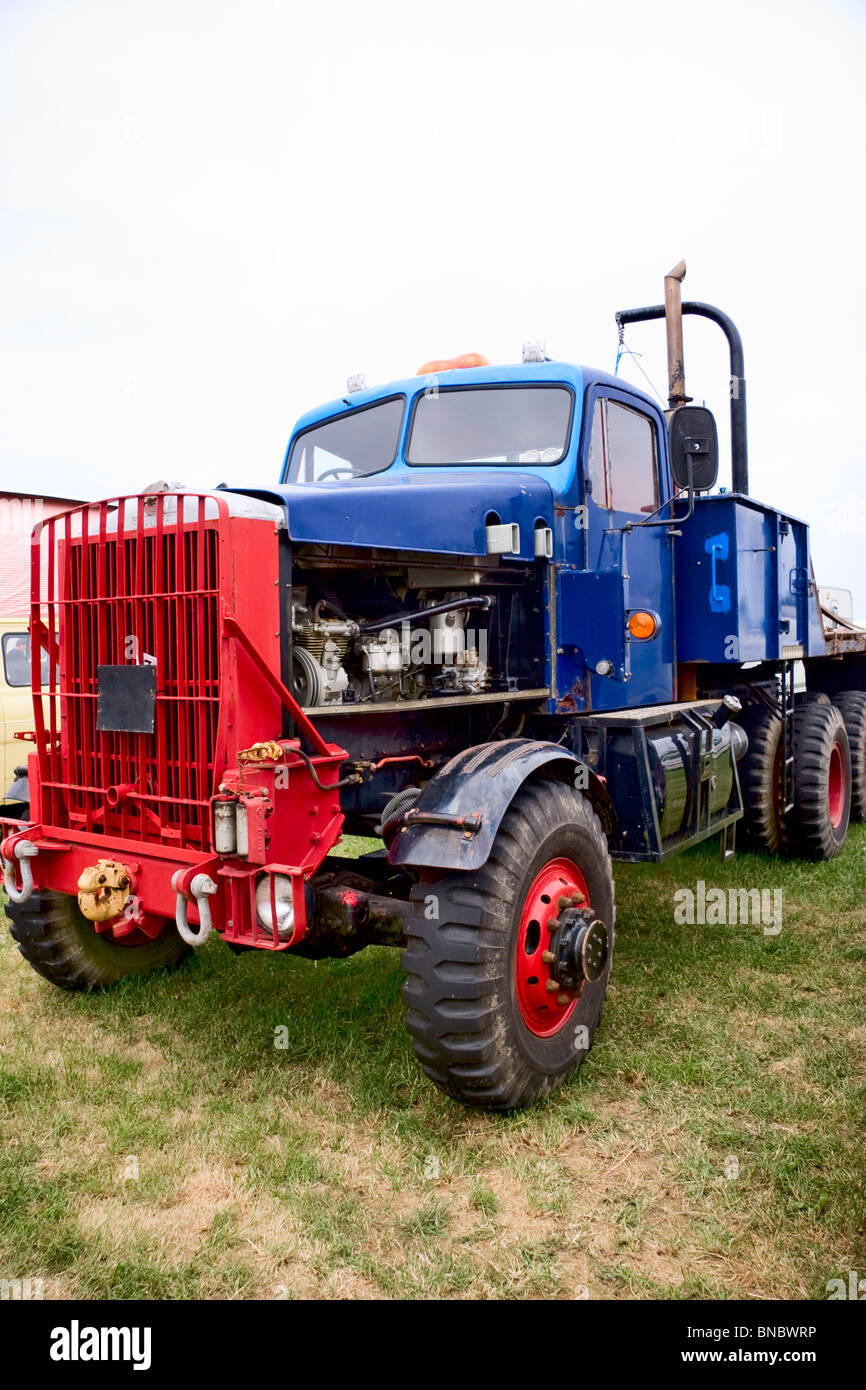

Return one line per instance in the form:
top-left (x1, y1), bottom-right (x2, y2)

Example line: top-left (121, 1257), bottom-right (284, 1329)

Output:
top-left (291, 588), bottom-right (493, 706)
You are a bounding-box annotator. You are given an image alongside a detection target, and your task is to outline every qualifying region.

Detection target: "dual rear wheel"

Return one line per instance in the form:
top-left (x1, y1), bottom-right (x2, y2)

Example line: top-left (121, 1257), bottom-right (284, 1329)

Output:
top-left (735, 692), bottom-right (862, 859)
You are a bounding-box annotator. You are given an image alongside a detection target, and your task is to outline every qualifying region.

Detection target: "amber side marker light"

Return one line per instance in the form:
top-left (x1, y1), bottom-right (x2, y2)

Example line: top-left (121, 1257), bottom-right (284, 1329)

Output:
top-left (628, 610), bottom-right (661, 640)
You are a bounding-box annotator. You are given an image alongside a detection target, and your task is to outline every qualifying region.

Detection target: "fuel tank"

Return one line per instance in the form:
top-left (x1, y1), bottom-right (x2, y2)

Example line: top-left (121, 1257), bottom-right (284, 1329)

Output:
top-left (572, 699), bottom-right (747, 862)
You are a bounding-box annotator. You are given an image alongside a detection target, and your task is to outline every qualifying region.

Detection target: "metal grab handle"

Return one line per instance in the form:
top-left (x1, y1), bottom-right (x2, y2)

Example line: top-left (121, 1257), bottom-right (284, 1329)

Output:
top-left (1, 839), bottom-right (38, 904)
top-left (705, 532), bottom-right (731, 614)
top-left (172, 871), bottom-right (217, 947)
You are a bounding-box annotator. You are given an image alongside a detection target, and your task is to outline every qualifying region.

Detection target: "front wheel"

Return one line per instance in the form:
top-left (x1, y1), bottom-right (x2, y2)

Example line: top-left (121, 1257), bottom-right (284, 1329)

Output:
top-left (401, 780), bottom-right (615, 1110)
top-left (6, 890), bottom-right (191, 991)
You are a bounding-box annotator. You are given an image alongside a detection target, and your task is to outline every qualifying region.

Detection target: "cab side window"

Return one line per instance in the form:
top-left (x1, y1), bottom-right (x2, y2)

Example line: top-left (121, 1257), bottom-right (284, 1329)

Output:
top-left (586, 398), bottom-right (659, 516)
top-left (2, 632), bottom-right (30, 687)
top-left (1, 632), bottom-right (48, 687)
top-left (586, 399), bottom-right (609, 508)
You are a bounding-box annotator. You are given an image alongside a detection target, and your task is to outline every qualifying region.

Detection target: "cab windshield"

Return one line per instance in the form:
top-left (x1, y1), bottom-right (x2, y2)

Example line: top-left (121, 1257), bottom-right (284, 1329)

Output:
top-left (287, 397), bottom-right (404, 483)
top-left (407, 385), bottom-right (573, 465)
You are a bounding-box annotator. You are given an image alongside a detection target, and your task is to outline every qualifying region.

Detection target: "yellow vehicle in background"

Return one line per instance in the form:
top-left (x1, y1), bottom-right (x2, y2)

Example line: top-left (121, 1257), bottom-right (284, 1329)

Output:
top-left (1, 491), bottom-right (84, 819)
top-left (0, 616), bottom-right (45, 817)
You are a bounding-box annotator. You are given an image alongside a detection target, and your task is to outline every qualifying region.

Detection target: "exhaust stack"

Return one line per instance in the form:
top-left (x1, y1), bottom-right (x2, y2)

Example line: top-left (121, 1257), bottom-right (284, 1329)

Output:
top-left (615, 266), bottom-right (750, 497)
top-left (664, 259), bottom-right (690, 408)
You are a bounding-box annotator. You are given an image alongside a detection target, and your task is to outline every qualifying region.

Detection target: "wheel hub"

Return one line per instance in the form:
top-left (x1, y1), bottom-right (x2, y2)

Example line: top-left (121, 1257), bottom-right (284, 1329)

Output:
top-left (828, 741), bottom-right (846, 829)
top-left (547, 907), bottom-right (610, 989)
top-left (515, 858), bottom-right (608, 1037)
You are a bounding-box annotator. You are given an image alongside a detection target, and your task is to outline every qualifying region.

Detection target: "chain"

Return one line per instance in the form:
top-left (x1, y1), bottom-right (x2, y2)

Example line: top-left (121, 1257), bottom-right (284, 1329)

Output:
top-left (614, 317), bottom-right (625, 375)
top-left (613, 316), bottom-right (666, 406)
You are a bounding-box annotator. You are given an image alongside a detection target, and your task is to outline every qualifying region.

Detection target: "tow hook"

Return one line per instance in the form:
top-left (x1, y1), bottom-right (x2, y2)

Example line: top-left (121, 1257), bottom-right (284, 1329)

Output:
top-left (171, 870), bottom-right (218, 947)
top-left (1, 839), bottom-right (38, 904)
top-left (77, 858), bottom-right (134, 923)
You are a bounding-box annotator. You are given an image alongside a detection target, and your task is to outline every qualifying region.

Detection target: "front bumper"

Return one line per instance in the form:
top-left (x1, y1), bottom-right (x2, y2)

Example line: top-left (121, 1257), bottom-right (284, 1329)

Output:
top-left (0, 818), bottom-right (310, 951)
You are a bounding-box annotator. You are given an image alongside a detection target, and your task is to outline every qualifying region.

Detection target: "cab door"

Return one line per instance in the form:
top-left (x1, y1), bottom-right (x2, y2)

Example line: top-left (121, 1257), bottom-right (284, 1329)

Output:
top-left (582, 385), bottom-right (675, 709)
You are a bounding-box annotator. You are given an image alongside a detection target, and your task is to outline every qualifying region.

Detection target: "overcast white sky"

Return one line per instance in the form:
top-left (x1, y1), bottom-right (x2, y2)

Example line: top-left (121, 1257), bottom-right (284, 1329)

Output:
top-left (1, 0), bottom-right (865, 599)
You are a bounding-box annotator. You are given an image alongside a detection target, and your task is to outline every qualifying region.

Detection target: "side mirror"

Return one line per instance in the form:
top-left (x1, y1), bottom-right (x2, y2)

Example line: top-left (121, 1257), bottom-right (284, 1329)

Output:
top-left (669, 406), bottom-right (718, 492)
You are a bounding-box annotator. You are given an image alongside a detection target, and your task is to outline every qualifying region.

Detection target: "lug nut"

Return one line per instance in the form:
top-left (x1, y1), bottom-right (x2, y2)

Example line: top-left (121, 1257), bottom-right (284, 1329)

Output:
top-left (558, 895), bottom-right (572, 909)
top-left (545, 979), bottom-right (559, 994)
top-left (571, 891), bottom-right (585, 905)
top-left (556, 993), bottom-right (571, 1006)
top-left (541, 950), bottom-right (556, 964)
top-left (547, 916), bottom-right (561, 932)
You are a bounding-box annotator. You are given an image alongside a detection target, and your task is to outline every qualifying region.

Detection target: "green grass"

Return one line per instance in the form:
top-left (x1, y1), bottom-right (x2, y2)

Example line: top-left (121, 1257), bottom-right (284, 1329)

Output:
top-left (1, 829), bottom-right (864, 1299)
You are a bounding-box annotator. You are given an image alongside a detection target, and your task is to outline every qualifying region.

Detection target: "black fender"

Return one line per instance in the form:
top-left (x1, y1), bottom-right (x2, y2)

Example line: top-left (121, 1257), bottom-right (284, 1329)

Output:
top-left (387, 738), bottom-right (616, 873)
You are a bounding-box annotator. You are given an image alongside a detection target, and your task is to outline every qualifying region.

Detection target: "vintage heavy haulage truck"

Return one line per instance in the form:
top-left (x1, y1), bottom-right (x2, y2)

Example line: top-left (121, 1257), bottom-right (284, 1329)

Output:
top-left (3, 263), bottom-right (866, 1109)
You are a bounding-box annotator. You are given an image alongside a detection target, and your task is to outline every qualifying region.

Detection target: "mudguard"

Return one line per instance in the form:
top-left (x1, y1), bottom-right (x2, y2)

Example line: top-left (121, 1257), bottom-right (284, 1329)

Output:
top-left (387, 737), bottom-right (616, 872)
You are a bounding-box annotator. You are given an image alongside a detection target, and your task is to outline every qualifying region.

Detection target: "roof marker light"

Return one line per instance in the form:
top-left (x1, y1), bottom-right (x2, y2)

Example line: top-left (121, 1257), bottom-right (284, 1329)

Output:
top-left (415, 353), bottom-right (490, 376)
top-left (522, 341), bottom-right (547, 363)
top-left (346, 373), bottom-right (367, 393)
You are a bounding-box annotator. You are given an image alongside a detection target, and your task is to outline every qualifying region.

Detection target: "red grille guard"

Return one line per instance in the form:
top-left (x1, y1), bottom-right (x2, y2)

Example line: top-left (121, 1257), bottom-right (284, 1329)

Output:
top-left (5, 493), bottom-right (350, 951)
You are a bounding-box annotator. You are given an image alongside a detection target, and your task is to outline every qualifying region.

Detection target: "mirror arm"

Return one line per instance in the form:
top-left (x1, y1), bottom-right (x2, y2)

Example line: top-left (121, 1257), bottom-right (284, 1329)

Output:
top-left (623, 458), bottom-right (695, 531)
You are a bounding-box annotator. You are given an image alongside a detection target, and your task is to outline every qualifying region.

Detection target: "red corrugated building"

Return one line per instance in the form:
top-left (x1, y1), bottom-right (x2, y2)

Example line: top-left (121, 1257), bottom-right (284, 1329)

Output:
top-left (0, 490), bottom-right (84, 614)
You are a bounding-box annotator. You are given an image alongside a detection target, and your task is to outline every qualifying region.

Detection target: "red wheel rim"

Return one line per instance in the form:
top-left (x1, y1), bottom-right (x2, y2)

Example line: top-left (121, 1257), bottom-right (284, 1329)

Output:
top-left (515, 857), bottom-right (589, 1037)
top-left (828, 741), bottom-right (846, 829)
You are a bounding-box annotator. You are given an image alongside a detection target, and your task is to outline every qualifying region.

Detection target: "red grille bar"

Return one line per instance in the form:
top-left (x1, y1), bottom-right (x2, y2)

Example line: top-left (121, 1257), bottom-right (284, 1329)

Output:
top-left (32, 494), bottom-right (230, 851)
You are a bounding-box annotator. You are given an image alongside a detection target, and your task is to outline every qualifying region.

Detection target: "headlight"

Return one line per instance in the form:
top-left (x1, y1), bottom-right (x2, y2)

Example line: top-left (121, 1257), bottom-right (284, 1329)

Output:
top-left (255, 874), bottom-right (294, 940)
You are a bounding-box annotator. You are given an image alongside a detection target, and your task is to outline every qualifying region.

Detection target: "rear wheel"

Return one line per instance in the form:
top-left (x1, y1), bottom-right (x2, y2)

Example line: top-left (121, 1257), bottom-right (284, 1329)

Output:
top-left (733, 704), bottom-right (785, 852)
top-left (783, 702), bottom-right (851, 859)
top-left (401, 780), bottom-right (615, 1110)
top-left (834, 691), bottom-right (866, 822)
top-left (5, 890), bottom-right (190, 991)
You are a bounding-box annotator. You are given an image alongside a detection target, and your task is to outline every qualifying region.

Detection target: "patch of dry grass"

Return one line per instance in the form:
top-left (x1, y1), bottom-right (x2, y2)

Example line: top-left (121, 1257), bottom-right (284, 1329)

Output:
top-left (1, 830), bottom-right (865, 1299)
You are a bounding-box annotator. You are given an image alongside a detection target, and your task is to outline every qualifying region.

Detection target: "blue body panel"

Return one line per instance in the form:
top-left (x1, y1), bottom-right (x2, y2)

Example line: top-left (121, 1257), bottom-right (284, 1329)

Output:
top-left (674, 494), bottom-right (827, 663)
top-left (268, 470), bottom-right (555, 562)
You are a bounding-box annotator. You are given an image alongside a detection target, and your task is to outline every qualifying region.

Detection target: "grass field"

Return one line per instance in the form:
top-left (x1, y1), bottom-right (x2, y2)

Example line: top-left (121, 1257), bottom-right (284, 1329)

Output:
top-left (1, 828), bottom-right (865, 1300)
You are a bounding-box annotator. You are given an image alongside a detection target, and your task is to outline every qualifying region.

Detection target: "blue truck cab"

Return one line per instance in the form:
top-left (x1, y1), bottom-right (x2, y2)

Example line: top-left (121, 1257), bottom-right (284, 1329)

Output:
top-left (257, 354), bottom-right (826, 716)
top-left (268, 360), bottom-right (682, 713)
